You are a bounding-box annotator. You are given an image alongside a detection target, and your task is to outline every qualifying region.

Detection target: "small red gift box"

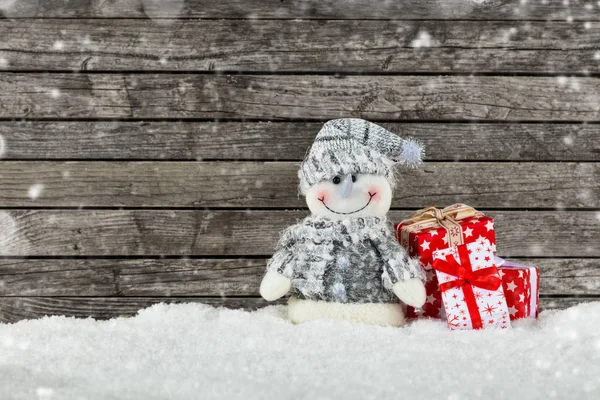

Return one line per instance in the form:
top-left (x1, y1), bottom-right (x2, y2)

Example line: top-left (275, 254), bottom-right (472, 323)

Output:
top-left (433, 238), bottom-right (510, 330)
top-left (495, 257), bottom-right (540, 320)
top-left (394, 204), bottom-right (496, 319)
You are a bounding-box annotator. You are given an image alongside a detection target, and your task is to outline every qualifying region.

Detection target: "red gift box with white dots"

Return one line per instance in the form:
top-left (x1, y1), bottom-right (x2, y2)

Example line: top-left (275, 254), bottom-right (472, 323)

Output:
top-left (495, 257), bottom-right (540, 320)
top-left (395, 206), bottom-right (496, 319)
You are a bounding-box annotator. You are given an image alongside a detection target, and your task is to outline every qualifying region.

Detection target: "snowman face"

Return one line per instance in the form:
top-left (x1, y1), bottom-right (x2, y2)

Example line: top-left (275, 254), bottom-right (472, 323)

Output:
top-left (305, 174), bottom-right (393, 220)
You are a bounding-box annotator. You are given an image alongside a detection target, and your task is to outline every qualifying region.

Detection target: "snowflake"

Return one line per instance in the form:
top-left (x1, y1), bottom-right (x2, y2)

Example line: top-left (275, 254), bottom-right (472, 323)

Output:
top-left (411, 31), bottom-right (432, 48)
top-left (36, 387), bottom-right (54, 399)
top-left (0, 134), bottom-right (5, 158)
top-left (28, 184), bottom-right (44, 200)
top-left (557, 76), bottom-right (568, 87)
top-left (563, 135), bottom-right (574, 146)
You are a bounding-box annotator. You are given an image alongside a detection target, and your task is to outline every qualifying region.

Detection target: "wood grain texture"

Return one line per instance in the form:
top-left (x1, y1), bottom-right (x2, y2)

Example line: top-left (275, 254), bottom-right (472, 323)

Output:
top-left (0, 258), bottom-right (597, 296)
top-left (0, 210), bottom-right (596, 257)
top-left (2, 74), bottom-right (600, 121)
top-left (0, 296), bottom-right (595, 323)
top-left (540, 297), bottom-right (600, 310)
top-left (1, 121), bottom-right (598, 161)
top-left (0, 259), bottom-right (264, 296)
top-left (1, 19), bottom-right (600, 73)
top-left (0, 161), bottom-right (598, 208)
top-left (0, 0), bottom-right (597, 20)
top-left (0, 297), bottom-right (281, 323)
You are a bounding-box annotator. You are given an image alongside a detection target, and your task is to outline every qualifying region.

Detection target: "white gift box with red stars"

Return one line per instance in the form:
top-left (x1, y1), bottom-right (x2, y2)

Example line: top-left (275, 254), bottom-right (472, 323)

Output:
top-left (433, 238), bottom-right (510, 330)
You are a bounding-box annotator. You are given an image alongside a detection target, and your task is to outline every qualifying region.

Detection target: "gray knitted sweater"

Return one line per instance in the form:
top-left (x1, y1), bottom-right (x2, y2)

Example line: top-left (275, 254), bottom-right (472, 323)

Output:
top-left (267, 216), bottom-right (424, 304)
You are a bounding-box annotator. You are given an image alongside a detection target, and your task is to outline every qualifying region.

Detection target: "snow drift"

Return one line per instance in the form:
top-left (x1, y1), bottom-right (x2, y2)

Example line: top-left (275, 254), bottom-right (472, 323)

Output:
top-left (1, 301), bottom-right (599, 399)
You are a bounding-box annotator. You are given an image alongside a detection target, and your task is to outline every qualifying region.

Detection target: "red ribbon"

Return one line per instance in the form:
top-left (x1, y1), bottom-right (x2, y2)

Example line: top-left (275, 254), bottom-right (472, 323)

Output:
top-left (432, 244), bottom-right (501, 329)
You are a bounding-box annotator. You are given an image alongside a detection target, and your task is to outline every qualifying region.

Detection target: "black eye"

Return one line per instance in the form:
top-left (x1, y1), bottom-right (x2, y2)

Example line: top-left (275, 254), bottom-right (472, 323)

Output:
top-left (351, 175), bottom-right (357, 182)
top-left (332, 176), bottom-right (341, 184)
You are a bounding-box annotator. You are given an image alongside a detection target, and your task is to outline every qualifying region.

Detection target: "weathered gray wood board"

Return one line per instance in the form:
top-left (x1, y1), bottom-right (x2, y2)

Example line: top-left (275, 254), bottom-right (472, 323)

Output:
top-left (0, 3), bottom-right (599, 323)
top-left (0, 296), bottom-right (591, 323)
top-left (0, 0), bottom-right (597, 20)
top-left (1, 121), bottom-right (598, 161)
top-left (0, 259), bottom-right (264, 296)
top-left (2, 74), bottom-right (600, 121)
top-left (0, 258), bottom-right (596, 296)
top-left (0, 297), bottom-right (280, 323)
top-left (0, 161), bottom-right (598, 208)
top-left (0, 210), bottom-right (596, 257)
top-left (1, 20), bottom-right (599, 73)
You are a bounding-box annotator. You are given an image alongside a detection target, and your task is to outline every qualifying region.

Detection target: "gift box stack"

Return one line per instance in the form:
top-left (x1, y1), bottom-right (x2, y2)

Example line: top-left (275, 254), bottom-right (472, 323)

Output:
top-left (395, 204), bottom-right (540, 330)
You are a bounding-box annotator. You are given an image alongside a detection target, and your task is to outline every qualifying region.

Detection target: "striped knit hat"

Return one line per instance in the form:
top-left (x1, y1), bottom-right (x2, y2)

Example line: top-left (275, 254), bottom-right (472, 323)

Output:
top-left (298, 119), bottom-right (424, 193)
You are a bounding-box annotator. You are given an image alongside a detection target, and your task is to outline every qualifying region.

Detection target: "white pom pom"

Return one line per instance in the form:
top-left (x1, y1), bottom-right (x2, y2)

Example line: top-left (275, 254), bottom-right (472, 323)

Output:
top-left (400, 138), bottom-right (424, 167)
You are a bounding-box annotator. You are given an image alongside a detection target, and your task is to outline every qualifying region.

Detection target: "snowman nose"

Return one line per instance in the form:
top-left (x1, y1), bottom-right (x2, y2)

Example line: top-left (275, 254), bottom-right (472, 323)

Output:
top-left (339, 174), bottom-right (354, 198)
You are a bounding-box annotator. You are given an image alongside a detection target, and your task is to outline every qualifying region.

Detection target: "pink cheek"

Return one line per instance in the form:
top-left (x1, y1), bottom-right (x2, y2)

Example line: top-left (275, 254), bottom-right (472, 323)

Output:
top-left (316, 190), bottom-right (329, 203)
top-left (368, 187), bottom-right (381, 202)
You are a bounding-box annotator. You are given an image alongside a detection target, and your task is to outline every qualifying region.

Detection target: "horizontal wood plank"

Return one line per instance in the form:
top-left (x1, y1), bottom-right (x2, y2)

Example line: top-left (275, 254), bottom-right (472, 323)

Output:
top-left (0, 0), bottom-right (597, 20)
top-left (0, 297), bottom-right (281, 323)
top-left (0, 258), bottom-right (597, 296)
top-left (0, 259), bottom-right (264, 296)
top-left (2, 74), bottom-right (600, 121)
top-left (540, 296), bottom-right (600, 310)
top-left (0, 121), bottom-right (598, 161)
top-left (0, 210), bottom-right (596, 257)
top-left (1, 20), bottom-right (599, 73)
top-left (0, 161), bottom-right (598, 208)
top-left (0, 296), bottom-right (595, 323)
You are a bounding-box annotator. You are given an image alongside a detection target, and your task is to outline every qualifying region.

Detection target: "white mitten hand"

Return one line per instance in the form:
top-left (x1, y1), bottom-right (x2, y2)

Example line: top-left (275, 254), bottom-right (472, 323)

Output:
top-left (392, 278), bottom-right (426, 308)
top-left (259, 271), bottom-right (291, 301)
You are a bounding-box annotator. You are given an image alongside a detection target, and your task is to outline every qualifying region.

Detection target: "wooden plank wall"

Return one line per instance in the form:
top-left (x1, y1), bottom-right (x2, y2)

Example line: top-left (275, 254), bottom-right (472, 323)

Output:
top-left (0, 0), bottom-right (599, 322)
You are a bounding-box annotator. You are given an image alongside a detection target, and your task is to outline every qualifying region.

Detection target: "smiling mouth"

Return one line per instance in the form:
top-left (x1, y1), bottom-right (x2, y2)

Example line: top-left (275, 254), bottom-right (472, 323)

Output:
top-left (318, 192), bottom-right (376, 215)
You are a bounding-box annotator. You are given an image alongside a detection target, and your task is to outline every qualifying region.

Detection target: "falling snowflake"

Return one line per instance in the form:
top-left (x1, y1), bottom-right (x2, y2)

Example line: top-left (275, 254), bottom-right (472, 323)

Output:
top-left (0, 57), bottom-right (7, 69)
top-left (563, 135), bottom-right (574, 146)
top-left (50, 89), bottom-right (60, 99)
top-left (36, 387), bottom-right (54, 399)
top-left (53, 41), bottom-right (64, 51)
top-left (28, 184), bottom-right (44, 200)
top-left (0, 134), bottom-right (6, 158)
top-left (411, 31), bottom-right (433, 48)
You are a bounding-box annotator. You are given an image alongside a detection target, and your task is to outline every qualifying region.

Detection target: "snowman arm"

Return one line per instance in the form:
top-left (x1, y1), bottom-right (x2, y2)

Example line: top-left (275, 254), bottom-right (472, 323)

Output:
top-left (371, 237), bottom-right (426, 307)
top-left (370, 229), bottom-right (425, 287)
top-left (260, 227), bottom-right (298, 301)
top-left (260, 249), bottom-right (294, 301)
top-left (371, 234), bottom-right (426, 307)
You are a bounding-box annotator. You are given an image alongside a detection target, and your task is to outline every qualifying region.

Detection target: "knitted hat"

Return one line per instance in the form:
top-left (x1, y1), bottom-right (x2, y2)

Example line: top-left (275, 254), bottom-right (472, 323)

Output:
top-left (298, 118), bottom-right (424, 193)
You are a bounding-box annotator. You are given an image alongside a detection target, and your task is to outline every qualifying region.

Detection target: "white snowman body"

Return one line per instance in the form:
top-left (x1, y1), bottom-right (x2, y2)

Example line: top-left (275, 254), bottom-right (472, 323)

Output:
top-left (261, 173), bottom-right (426, 326)
top-left (259, 118), bottom-right (427, 327)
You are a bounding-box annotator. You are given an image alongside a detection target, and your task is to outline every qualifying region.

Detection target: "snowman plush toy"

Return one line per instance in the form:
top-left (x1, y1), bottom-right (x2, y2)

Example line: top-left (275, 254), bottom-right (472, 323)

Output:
top-left (260, 118), bottom-right (427, 327)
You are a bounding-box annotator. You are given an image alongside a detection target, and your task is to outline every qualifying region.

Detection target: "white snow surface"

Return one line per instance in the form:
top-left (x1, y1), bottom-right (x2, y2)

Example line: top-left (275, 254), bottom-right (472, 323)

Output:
top-left (1, 302), bottom-right (600, 400)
